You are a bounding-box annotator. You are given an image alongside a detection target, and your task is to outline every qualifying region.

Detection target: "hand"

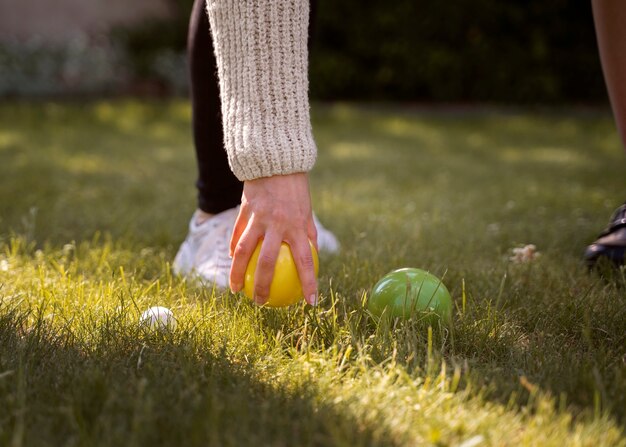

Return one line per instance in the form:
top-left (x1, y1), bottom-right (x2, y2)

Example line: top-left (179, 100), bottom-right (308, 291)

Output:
top-left (229, 172), bottom-right (319, 305)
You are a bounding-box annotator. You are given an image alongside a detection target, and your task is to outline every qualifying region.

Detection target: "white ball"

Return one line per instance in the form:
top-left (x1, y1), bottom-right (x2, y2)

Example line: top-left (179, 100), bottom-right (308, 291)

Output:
top-left (140, 306), bottom-right (176, 331)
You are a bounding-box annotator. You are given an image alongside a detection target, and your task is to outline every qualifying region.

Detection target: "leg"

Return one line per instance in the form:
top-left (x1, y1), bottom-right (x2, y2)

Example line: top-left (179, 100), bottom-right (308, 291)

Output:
top-left (584, 1), bottom-right (626, 268)
top-left (172, 0), bottom-right (243, 283)
top-left (592, 0), bottom-right (626, 147)
top-left (188, 0), bottom-right (242, 214)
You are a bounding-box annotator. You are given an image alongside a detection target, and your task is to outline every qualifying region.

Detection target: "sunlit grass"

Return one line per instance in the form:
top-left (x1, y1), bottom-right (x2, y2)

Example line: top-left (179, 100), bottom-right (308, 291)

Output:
top-left (0, 100), bottom-right (625, 446)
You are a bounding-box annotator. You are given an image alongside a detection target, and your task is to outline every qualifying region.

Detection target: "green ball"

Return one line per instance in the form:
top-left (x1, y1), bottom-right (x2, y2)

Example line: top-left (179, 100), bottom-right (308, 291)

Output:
top-left (368, 268), bottom-right (452, 322)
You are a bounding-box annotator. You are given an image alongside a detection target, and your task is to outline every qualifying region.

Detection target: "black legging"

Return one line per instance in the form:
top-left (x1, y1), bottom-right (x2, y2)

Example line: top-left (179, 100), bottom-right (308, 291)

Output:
top-left (187, 0), bottom-right (242, 214)
top-left (187, 0), bottom-right (316, 214)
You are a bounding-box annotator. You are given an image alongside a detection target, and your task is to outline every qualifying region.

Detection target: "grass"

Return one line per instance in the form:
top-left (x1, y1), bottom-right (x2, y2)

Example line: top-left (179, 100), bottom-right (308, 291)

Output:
top-left (0, 99), bottom-right (625, 446)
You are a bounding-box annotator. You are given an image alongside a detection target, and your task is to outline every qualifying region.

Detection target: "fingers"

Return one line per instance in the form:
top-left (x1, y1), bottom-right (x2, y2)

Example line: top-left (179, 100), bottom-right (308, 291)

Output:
top-left (307, 217), bottom-right (319, 252)
top-left (230, 205), bottom-right (249, 257)
top-left (287, 236), bottom-right (318, 306)
top-left (251, 232), bottom-right (282, 305)
top-left (229, 221), bottom-right (262, 293)
top-left (231, 220), bottom-right (319, 306)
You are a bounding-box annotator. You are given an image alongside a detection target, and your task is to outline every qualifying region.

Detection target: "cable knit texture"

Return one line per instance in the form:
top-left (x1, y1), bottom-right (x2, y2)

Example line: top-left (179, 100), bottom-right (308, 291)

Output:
top-left (205, 0), bottom-right (317, 181)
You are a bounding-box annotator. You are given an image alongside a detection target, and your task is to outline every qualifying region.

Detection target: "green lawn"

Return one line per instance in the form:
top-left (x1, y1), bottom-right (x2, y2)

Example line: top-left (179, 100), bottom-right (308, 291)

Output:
top-left (0, 100), bottom-right (625, 446)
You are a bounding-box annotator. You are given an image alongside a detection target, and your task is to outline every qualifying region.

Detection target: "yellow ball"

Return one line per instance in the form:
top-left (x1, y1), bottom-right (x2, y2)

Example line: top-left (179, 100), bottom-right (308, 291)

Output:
top-left (244, 241), bottom-right (319, 307)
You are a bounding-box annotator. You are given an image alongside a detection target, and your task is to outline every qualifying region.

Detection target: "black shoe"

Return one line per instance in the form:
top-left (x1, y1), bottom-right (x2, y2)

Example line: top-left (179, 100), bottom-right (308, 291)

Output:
top-left (584, 202), bottom-right (626, 268)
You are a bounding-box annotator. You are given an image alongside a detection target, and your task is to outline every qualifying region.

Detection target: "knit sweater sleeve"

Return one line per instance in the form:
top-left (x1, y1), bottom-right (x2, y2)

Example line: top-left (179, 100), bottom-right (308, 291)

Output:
top-left (205, 0), bottom-right (317, 181)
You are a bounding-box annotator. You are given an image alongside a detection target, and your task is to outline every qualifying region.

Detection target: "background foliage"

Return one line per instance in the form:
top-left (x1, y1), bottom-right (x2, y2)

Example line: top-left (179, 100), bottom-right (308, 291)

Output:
top-left (310, 0), bottom-right (606, 102)
top-left (0, 0), bottom-right (609, 103)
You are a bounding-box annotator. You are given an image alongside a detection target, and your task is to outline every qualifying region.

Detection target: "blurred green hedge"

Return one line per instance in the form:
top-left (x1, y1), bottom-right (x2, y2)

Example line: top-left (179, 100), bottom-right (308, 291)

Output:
top-left (114, 0), bottom-right (607, 103)
top-left (309, 0), bottom-right (606, 102)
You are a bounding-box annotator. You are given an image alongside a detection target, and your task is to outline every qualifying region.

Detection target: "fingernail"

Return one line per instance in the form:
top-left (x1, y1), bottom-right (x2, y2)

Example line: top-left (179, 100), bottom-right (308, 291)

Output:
top-left (307, 294), bottom-right (318, 306)
top-left (254, 295), bottom-right (267, 306)
top-left (231, 283), bottom-right (242, 293)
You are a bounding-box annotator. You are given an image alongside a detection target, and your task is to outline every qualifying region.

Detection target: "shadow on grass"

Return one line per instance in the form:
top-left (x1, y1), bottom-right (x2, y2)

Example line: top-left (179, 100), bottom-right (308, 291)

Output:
top-left (0, 305), bottom-right (399, 447)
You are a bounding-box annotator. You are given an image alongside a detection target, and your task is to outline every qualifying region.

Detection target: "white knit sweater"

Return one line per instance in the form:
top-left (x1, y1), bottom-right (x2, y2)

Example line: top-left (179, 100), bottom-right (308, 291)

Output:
top-left (205, 0), bottom-right (317, 181)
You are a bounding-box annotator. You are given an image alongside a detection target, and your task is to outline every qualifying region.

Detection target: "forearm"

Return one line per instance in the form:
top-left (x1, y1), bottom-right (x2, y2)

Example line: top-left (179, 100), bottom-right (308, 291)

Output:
top-left (592, 0), bottom-right (626, 147)
top-left (205, 0), bottom-right (317, 180)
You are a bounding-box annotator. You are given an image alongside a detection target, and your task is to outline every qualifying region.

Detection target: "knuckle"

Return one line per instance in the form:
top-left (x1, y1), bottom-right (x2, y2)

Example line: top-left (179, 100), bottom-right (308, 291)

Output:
top-left (270, 208), bottom-right (288, 224)
top-left (257, 253), bottom-right (276, 269)
top-left (298, 253), bottom-right (315, 269)
top-left (293, 215), bottom-right (308, 230)
top-left (233, 243), bottom-right (248, 258)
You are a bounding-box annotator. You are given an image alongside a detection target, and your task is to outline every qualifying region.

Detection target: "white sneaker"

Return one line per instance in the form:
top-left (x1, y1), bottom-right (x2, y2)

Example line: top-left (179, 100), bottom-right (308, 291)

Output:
top-left (173, 207), bottom-right (239, 288)
top-left (313, 214), bottom-right (340, 254)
